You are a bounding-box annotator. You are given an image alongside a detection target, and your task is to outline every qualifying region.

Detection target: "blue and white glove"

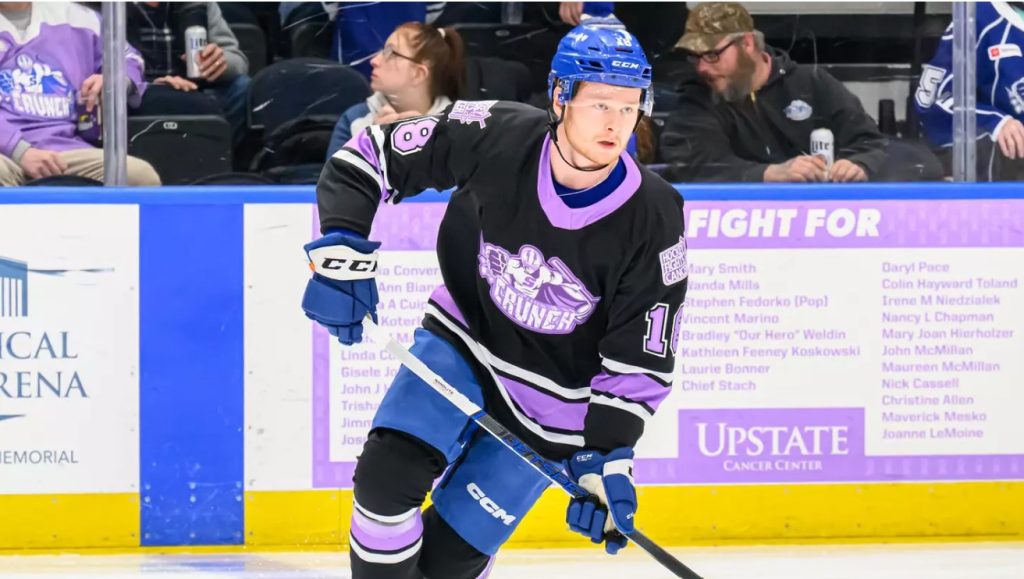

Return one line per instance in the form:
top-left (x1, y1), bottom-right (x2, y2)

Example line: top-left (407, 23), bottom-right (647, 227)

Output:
top-left (301, 232), bottom-right (381, 345)
top-left (565, 447), bottom-right (637, 555)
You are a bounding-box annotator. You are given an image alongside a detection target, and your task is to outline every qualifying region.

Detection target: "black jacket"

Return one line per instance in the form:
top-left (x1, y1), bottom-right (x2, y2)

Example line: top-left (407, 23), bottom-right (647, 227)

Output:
top-left (660, 51), bottom-right (888, 182)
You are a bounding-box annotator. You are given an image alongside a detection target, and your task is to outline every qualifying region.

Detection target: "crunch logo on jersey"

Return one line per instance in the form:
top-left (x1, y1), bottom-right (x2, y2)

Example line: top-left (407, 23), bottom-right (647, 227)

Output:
top-left (478, 241), bottom-right (599, 335)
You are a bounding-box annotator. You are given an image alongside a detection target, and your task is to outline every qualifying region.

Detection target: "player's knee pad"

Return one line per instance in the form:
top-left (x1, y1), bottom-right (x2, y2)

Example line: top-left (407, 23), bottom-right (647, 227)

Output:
top-left (349, 429), bottom-right (445, 571)
top-left (353, 428), bottom-right (446, 517)
top-left (419, 506), bottom-right (494, 579)
top-left (429, 432), bottom-right (552, 556)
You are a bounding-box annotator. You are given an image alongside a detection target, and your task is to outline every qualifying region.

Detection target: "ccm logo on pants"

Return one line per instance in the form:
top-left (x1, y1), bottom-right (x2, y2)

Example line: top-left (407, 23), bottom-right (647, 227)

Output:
top-left (467, 482), bottom-right (516, 526)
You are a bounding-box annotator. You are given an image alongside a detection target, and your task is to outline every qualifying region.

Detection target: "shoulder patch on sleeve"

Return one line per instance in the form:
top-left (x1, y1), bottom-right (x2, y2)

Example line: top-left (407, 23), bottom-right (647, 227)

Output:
top-left (448, 100), bottom-right (499, 128)
top-left (390, 116), bottom-right (439, 155)
top-left (659, 236), bottom-right (688, 286)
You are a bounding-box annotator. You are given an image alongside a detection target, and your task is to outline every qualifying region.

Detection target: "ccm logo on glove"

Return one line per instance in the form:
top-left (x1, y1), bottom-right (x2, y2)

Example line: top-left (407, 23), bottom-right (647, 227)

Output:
top-left (307, 244), bottom-right (379, 281)
top-left (467, 482), bottom-right (517, 526)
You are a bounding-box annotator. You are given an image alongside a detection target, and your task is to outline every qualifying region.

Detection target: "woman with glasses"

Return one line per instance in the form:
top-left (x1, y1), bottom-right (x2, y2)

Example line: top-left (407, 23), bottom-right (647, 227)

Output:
top-left (327, 22), bottom-right (464, 160)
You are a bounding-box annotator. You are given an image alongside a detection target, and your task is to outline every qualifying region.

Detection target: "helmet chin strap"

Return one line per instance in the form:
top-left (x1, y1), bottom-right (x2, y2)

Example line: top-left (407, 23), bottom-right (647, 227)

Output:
top-left (547, 105), bottom-right (612, 173)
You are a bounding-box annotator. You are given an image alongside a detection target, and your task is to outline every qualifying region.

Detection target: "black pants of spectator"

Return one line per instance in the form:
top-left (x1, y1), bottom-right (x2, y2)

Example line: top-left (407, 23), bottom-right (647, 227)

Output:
top-left (934, 138), bottom-right (1024, 181)
top-left (875, 139), bottom-right (946, 182)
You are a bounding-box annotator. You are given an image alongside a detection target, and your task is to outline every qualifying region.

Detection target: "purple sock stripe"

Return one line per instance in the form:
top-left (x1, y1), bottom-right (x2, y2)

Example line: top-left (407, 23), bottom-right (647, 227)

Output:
top-left (428, 285), bottom-right (468, 327)
top-left (496, 374), bottom-right (586, 432)
top-left (350, 509), bottom-right (423, 553)
top-left (591, 371), bottom-right (670, 413)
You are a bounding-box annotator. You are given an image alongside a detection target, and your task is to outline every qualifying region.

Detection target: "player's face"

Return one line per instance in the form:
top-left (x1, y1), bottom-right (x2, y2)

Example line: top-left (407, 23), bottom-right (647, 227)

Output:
top-left (369, 31), bottom-right (423, 97)
top-left (562, 82), bottom-right (642, 167)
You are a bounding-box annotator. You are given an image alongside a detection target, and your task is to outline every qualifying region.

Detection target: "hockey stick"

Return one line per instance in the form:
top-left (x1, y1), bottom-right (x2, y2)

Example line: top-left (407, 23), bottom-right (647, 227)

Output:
top-left (361, 318), bottom-right (704, 579)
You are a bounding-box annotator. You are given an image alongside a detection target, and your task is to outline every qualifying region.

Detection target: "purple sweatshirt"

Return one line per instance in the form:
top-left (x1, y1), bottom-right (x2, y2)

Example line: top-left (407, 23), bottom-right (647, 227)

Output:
top-left (0, 3), bottom-right (145, 159)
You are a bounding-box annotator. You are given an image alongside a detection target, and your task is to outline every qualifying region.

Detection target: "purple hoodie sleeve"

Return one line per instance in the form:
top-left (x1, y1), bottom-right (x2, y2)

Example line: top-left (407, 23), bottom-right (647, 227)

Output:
top-left (90, 24), bottom-right (147, 105)
top-left (124, 44), bottom-right (147, 105)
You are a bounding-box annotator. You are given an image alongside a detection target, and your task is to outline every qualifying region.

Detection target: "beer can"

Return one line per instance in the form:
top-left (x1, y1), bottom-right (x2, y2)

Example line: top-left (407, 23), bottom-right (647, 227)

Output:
top-left (185, 25), bottom-right (208, 79)
top-left (810, 127), bottom-right (834, 169)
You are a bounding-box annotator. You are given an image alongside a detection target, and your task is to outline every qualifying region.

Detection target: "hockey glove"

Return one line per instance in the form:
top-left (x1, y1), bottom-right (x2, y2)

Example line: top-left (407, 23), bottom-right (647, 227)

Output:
top-left (565, 447), bottom-right (636, 555)
top-left (302, 232), bottom-right (381, 345)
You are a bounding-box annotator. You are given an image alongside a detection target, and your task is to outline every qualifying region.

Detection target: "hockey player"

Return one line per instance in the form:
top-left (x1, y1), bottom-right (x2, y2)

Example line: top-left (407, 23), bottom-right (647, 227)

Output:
top-left (916, 0), bottom-right (1024, 180)
top-left (304, 20), bottom-right (688, 579)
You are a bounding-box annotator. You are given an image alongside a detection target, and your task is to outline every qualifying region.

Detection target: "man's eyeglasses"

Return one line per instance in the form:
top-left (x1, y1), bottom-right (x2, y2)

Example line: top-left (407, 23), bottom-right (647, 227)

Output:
top-left (686, 36), bottom-right (742, 65)
top-left (380, 44), bottom-right (420, 64)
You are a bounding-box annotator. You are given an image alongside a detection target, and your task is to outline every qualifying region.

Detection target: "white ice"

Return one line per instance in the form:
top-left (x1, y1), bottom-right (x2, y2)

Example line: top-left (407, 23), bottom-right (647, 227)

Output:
top-left (1, 543), bottom-right (1022, 578)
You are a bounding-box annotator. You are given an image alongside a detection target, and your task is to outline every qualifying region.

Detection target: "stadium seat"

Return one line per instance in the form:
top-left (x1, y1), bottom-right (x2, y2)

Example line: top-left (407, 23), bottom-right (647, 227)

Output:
top-left (453, 23), bottom-right (569, 95)
top-left (247, 60), bottom-right (368, 178)
top-left (464, 56), bottom-right (532, 102)
top-left (649, 112), bottom-right (671, 164)
top-left (247, 57), bottom-right (370, 135)
top-left (229, 22), bottom-right (268, 76)
top-left (283, 3), bottom-right (332, 59)
top-left (250, 115), bottom-right (337, 180)
top-left (128, 115), bottom-right (233, 185)
top-left (217, 1), bottom-right (257, 25)
top-left (220, 2), bottom-right (281, 69)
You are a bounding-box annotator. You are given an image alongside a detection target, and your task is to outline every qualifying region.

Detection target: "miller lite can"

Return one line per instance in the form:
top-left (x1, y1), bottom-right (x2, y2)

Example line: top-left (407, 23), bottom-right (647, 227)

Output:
top-left (184, 25), bottom-right (208, 79)
top-left (810, 127), bottom-right (834, 169)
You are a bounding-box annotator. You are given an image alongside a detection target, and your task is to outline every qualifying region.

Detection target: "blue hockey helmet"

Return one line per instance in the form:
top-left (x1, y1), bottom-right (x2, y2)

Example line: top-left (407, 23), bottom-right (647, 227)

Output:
top-left (548, 19), bottom-right (654, 116)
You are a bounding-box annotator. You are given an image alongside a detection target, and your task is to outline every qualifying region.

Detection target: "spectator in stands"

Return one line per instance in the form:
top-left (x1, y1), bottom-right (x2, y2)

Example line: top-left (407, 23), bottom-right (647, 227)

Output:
top-left (127, 2), bottom-right (250, 144)
top-left (557, 2), bottom-right (614, 25)
top-left (326, 22), bottom-right (464, 159)
top-left (916, 1), bottom-right (1024, 181)
top-left (660, 2), bottom-right (889, 183)
top-left (0, 2), bottom-right (160, 185)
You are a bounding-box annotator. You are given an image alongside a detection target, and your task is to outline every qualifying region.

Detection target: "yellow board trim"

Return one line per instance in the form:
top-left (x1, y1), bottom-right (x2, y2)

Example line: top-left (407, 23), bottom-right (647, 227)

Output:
top-left (246, 482), bottom-right (1024, 548)
top-left (246, 489), bottom-right (351, 546)
top-left (0, 493), bottom-right (138, 550)
top-left (3, 482), bottom-right (1022, 552)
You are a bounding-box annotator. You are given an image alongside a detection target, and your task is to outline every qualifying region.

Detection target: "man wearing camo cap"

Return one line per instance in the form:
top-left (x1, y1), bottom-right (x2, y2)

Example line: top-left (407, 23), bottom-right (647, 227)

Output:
top-left (659, 2), bottom-right (897, 183)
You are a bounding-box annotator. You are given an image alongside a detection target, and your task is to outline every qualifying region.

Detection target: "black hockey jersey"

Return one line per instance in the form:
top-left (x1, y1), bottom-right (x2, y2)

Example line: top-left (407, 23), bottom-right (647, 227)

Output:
top-left (318, 100), bottom-right (689, 460)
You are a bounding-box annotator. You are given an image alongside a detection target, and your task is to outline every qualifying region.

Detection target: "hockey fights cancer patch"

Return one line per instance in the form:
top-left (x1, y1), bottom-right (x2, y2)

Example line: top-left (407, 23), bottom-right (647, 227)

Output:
top-left (478, 241), bottom-right (599, 334)
top-left (659, 236), bottom-right (689, 286)
top-left (448, 100), bottom-right (498, 128)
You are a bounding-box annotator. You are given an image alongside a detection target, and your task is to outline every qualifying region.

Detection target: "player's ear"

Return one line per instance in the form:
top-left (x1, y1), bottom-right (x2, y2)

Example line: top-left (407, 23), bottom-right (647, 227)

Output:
top-left (551, 85), bottom-right (564, 117)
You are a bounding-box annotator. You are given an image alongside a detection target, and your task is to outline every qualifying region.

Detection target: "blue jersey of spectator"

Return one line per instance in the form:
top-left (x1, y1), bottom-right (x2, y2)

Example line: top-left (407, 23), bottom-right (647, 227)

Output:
top-left (916, 1), bottom-right (1024, 147)
top-left (332, 2), bottom-right (427, 77)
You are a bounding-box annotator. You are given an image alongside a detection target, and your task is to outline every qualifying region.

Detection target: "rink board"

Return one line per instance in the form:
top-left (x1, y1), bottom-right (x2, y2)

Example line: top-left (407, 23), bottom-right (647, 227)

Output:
top-left (0, 184), bottom-right (1023, 550)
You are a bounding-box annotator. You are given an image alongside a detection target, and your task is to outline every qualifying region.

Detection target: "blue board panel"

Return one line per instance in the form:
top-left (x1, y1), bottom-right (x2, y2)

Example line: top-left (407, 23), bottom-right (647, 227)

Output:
top-left (0, 182), bottom-right (1023, 205)
top-left (139, 204), bottom-right (245, 545)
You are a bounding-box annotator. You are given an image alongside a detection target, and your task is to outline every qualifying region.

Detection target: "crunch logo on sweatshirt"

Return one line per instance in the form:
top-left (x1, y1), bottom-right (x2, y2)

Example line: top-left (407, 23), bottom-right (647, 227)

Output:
top-left (0, 54), bottom-right (74, 120)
